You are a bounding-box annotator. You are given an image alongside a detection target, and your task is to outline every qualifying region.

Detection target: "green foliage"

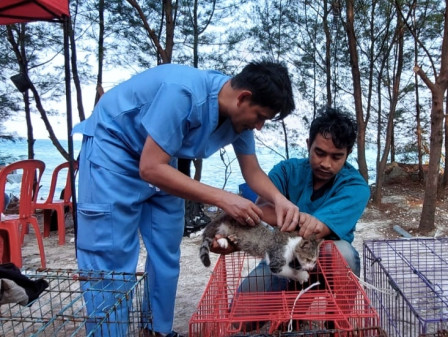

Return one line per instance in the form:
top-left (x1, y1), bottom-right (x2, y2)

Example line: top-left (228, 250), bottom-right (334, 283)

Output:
top-left (0, 21), bottom-right (70, 139)
top-left (84, 0), bottom-right (163, 69)
top-left (0, 0), bottom-right (446, 179)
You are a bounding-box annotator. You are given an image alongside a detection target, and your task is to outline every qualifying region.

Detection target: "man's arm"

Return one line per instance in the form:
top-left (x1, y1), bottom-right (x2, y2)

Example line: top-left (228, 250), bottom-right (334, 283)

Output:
top-left (309, 181), bottom-right (370, 242)
top-left (296, 212), bottom-right (332, 239)
top-left (236, 153), bottom-right (299, 229)
top-left (139, 136), bottom-right (263, 224)
top-left (256, 197), bottom-right (331, 238)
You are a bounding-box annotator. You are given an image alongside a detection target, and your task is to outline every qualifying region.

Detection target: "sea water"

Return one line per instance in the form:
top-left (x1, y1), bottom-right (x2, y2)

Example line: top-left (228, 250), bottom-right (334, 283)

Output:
top-left (0, 139), bottom-right (81, 201)
top-left (0, 138), bottom-right (375, 202)
top-left (0, 138), bottom-right (292, 201)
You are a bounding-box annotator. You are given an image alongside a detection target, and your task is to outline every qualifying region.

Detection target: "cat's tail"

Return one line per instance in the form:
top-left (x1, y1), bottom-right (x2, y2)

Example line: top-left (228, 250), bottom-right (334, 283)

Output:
top-left (199, 237), bottom-right (213, 267)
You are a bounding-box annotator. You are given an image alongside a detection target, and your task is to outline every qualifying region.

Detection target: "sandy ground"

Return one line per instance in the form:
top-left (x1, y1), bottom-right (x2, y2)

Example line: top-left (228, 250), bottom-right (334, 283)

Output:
top-left (20, 210), bottom-right (220, 336)
top-left (18, 189), bottom-right (447, 336)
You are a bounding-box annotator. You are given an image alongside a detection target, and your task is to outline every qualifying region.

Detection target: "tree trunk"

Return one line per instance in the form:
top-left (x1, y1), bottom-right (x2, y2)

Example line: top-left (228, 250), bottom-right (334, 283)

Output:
top-left (17, 24), bottom-right (35, 160)
top-left (126, 0), bottom-right (175, 63)
top-left (95, 0), bottom-right (105, 107)
top-left (374, 73), bottom-right (383, 205)
top-left (419, 86), bottom-right (445, 232)
top-left (187, 0), bottom-right (217, 183)
top-left (7, 25), bottom-right (68, 159)
top-left (68, 16), bottom-right (85, 122)
top-left (373, 14), bottom-right (404, 206)
top-left (416, 75), bottom-right (424, 182)
top-left (416, 0), bottom-right (448, 233)
top-left (390, 129), bottom-right (395, 162)
top-left (24, 90), bottom-right (34, 159)
top-left (323, 0), bottom-right (332, 107)
top-left (163, 0), bottom-right (176, 63)
top-left (345, 0), bottom-right (368, 182)
top-left (193, 0), bottom-right (199, 67)
top-left (442, 94), bottom-right (448, 191)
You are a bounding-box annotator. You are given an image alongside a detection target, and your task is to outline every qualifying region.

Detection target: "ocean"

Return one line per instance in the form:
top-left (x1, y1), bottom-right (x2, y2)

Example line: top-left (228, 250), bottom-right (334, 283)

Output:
top-left (0, 138), bottom-right (297, 201)
top-left (1, 138), bottom-right (375, 203)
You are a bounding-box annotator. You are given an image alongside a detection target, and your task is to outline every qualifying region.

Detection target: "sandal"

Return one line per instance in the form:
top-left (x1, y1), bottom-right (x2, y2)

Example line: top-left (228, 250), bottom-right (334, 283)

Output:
top-left (139, 330), bottom-right (185, 337)
top-left (165, 332), bottom-right (185, 337)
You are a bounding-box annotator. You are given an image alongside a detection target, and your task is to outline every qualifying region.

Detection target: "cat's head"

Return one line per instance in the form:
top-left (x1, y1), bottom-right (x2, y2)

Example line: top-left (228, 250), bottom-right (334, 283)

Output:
top-left (294, 236), bottom-right (324, 271)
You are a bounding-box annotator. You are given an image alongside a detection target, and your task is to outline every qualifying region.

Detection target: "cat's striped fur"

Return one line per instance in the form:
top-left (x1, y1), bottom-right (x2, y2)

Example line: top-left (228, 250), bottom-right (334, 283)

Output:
top-left (199, 213), bottom-right (323, 284)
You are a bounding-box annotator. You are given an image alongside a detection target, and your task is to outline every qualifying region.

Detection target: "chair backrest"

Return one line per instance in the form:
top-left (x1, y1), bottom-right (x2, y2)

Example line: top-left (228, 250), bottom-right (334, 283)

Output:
top-left (41, 161), bottom-right (78, 204)
top-left (0, 159), bottom-right (45, 217)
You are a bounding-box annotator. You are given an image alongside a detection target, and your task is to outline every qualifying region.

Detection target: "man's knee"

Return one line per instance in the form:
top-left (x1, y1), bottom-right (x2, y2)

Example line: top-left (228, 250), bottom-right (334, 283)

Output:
top-left (332, 240), bottom-right (360, 277)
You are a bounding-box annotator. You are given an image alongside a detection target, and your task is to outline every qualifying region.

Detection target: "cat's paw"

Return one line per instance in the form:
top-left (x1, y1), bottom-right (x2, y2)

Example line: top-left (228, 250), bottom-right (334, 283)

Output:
top-left (295, 270), bottom-right (310, 284)
top-left (217, 237), bottom-right (229, 249)
top-left (227, 234), bottom-right (238, 244)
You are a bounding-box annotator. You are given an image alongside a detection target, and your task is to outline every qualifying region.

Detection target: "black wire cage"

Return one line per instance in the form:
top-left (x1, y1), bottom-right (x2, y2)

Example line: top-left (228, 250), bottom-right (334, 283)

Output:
top-left (363, 238), bottom-right (448, 337)
top-left (0, 269), bottom-right (152, 336)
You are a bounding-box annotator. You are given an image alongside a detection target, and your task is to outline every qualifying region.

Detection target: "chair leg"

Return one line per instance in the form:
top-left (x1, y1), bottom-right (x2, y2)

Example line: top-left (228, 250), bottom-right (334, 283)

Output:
top-left (56, 207), bottom-right (66, 245)
top-left (10, 228), bottom-right (23, 268)
top-left (42, 207), bottom-right (66, 245)
top-left (43, 210), bottom-right (52, 238)
top-left (0, 230), bottom-right (9, 263)
top-left (29, 218), bottom-right (46, 268)
top-left (1, 225), bottom-right (23, 268)
top-left (20, 222), bottom-right (28, 245)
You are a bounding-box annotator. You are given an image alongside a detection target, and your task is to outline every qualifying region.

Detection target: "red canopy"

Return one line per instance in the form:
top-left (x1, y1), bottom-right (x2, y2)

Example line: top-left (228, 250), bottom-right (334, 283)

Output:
top-left (0, 0), bottom-right (76, 236)
top-left (0, 0), bottom-right (69, 25)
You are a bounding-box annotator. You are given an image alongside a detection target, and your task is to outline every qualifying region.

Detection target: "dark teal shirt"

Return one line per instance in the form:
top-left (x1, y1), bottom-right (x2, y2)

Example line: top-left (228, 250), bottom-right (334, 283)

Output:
top-left (268, 158), bottom-right (370, 243)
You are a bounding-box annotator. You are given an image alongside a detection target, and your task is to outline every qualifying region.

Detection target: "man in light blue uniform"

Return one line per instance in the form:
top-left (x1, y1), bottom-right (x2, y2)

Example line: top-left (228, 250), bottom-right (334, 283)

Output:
top-left (74, 61), bottom-right (300, 336)
top-left (237, 107), bottom-right (370, 294)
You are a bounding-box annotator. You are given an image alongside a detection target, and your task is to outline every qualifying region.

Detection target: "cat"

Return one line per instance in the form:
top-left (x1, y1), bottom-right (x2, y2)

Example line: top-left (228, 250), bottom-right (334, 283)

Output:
top-left (199, 213), bottom-right (323, 284)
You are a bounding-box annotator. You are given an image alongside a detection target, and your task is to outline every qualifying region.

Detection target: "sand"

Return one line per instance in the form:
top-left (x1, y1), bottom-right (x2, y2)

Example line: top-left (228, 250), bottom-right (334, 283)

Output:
top-left (20, 210), bottom-right (220, 336)
top-left (15, 202), bottom-right (400, 337)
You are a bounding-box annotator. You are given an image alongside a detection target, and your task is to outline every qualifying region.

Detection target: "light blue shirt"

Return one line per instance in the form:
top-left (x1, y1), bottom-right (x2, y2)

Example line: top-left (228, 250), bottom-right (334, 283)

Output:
top-left (268, 158), bottom-right (370, 243)
top-left (73, 64), bottom-right (255, 175)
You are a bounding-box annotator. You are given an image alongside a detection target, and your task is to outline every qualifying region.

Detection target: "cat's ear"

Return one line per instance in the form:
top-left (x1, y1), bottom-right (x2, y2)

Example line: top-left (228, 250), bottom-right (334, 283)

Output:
top-left (299, 237), bottom-right (314, 248)
top-left (299, 237), bottom-right (309, 248)
top-left (316, 238), bottom-right (325, 248)
top-left (299, 235), bottom-right (324, 248)
top-left (308, 233), bottom-right (321, 242)
top-left (311, 234), bottom-right (324, 242)
top-left (307, 234), bottom-right (324, 247)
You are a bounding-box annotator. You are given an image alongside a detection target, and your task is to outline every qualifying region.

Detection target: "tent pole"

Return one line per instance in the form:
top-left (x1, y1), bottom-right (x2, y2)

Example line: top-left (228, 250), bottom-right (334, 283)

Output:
top-left (63, 15), bottom-right (78, 252)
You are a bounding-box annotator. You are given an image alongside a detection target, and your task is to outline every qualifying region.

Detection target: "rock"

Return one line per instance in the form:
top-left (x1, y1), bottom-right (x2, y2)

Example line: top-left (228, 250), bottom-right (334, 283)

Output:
top-left (384, 162), bottom-right (428, 184)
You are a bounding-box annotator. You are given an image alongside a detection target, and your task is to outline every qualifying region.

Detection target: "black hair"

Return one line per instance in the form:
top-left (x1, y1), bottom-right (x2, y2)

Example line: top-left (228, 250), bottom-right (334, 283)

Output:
top-left (230, 60), bottom-right (295, 120)
top-left (309, 107), bottom-right (357, 153)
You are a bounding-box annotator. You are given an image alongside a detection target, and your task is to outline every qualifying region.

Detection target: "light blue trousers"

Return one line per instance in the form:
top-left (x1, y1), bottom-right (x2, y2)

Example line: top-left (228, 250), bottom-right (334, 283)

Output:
top-left (76, 136), bottom-right (184, 335)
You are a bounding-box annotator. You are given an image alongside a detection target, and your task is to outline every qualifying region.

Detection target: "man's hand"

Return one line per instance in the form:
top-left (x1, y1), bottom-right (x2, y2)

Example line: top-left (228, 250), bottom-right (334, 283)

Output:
top-left (297, 213), bottom-right (331, 239)
top-left (218, 193), bottom-right (263, 226)
top-left (274, 198), bottom-right (300, 232)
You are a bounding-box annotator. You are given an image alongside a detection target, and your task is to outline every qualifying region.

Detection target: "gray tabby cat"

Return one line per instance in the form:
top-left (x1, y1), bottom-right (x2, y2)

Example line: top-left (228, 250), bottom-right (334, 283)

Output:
top-left (199, 213), bottom-right (323, 284)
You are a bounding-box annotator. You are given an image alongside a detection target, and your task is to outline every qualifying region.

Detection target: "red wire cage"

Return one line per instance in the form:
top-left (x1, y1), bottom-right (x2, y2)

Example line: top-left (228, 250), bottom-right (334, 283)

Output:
top-left (189, 241), bottom-right (386, 337)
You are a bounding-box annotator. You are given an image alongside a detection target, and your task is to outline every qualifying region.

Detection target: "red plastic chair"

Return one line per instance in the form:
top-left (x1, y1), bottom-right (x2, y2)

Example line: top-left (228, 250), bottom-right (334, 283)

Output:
top-left (34, 161), bottom-right (78, 245)
top-left (0, 159), bottom-right (46, 268)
